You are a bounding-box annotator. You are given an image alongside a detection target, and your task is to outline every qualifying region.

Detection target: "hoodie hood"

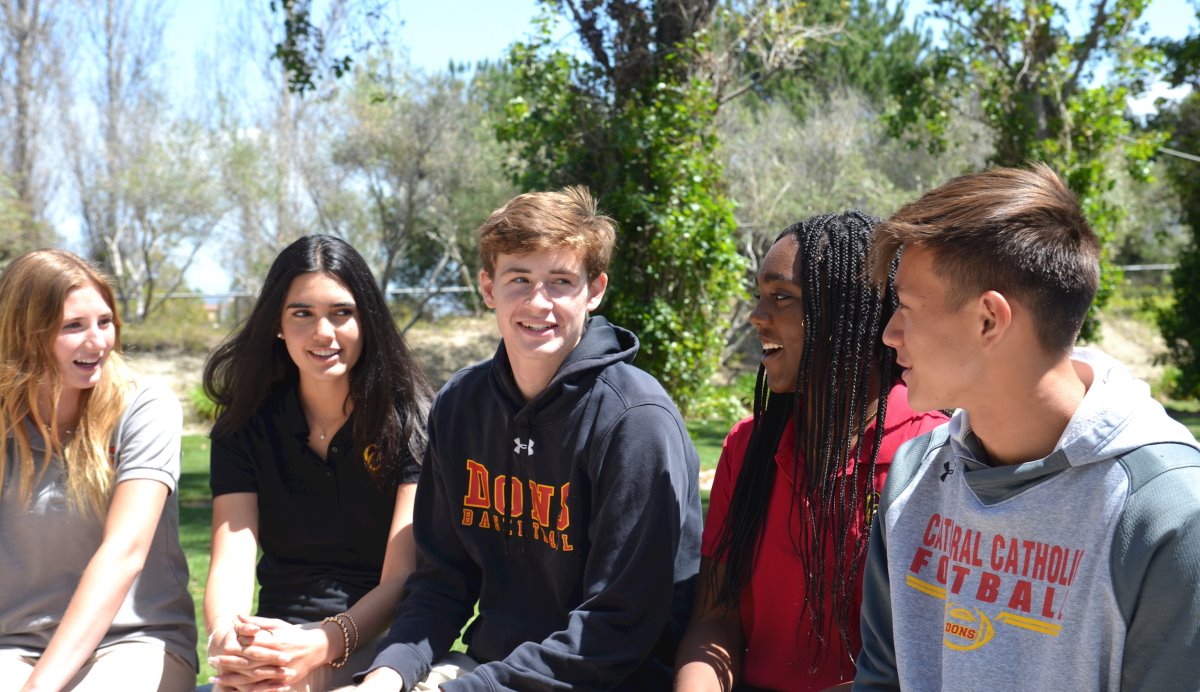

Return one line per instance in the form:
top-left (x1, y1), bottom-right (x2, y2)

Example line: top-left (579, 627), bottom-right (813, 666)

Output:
top-left (1054, 347), bottom-right (1198, 464)
top-left (491, 316), bottom-right (639, 422)
top-left (949, 346), bottom-right (1197, 468)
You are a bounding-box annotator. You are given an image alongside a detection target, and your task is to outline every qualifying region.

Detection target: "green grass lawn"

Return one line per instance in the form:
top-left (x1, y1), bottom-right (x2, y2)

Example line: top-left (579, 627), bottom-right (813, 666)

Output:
top-left (1166, 407), bottom-right (1200, 439)
top-left (686, 419), bottom-right (728, 517)
top-left (686, 419), bottom-right (731, 471)
top-left (178, 435), bottom-right (215, 684)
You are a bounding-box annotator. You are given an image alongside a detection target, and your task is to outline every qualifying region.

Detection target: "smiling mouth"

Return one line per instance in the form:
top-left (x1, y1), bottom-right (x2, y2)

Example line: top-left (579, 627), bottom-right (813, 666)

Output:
top-left (74, 357), bottom-right (102, 368)
top-left (519, 321), bottom-right (555, 332)
top-left (310, 349), bottom-right (341, 358)
top-left (761, 341), bottom-right (783, 358)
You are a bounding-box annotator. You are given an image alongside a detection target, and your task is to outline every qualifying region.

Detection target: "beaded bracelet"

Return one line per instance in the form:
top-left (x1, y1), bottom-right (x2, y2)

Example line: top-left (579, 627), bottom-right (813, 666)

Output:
top-left (322, 615), bottom-right (352, 668)
top-left (336, 612), bottom-right (360, 655)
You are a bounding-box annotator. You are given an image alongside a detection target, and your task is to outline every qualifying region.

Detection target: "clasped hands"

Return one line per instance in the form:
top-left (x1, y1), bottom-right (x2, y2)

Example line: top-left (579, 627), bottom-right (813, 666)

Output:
top-left (208, 614), bottom-right (333, 692)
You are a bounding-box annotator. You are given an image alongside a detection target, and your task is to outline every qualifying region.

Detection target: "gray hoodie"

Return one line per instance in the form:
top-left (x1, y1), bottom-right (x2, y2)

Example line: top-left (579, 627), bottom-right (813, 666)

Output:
top-left (854, 348), bottom-right (1200, 691)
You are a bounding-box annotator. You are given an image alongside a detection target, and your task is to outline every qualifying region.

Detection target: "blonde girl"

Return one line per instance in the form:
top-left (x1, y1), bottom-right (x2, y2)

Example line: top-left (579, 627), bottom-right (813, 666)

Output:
top-left (0, 249), bottom-right (197, 691)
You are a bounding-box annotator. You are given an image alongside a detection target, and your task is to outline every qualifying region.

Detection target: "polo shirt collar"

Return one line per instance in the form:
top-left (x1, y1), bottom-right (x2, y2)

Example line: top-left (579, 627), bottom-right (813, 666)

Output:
top-left (274, 382), bottom-right (353, 447)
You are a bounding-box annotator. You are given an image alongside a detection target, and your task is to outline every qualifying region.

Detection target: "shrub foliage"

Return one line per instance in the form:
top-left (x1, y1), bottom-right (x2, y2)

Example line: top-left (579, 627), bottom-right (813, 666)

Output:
top-left (498, 6), bottom-right (745, 413)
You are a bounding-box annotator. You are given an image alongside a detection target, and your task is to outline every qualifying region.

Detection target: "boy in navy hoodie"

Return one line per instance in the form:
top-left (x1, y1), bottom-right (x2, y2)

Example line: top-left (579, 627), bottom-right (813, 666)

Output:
top-left (356, 186), bottom-right (702, 691)
top-left (853, 164), bottom-right (1200, 690)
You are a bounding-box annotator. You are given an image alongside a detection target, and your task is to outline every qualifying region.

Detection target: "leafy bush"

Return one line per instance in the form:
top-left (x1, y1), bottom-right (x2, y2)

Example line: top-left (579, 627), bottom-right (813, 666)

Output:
top-left (1153, 365), bottom-right (1183, 403)
top-left (1160, 246), bottom-right (1200, 398)
top-left (1156, 92), bottom-right (1200, 400)
top-left (688, 373), bottom-right (756, 423)
top-left (189, 384), bottom-right (220, 424)
top-left (499, 12), bottom-right (745, 415)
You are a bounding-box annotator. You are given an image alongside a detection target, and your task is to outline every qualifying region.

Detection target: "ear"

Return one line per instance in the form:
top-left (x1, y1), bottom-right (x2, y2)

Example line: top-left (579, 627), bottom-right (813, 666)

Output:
top-left (479, 269), bottom-right (496, 310)
top-left (977, 290), bottom-right (1013, 349)
top-left (586, 272), bottom-right (608, 311)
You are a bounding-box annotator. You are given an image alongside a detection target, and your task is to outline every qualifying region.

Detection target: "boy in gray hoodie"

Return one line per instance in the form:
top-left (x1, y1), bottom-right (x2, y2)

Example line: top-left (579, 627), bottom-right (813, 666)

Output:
top-left (853, 164), bottom-right (1200, 691)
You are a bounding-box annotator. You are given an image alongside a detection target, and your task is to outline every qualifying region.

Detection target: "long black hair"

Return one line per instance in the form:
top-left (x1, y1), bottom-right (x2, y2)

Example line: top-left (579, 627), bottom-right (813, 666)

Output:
top-left (203, 235), bottom-right (431, 484)
top-left (710, 211), bottom-right (897, 668)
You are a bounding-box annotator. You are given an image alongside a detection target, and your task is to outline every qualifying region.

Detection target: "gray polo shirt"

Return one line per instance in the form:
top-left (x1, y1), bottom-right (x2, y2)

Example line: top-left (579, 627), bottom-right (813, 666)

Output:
top-left (0, 383), bottom-right (198, 670)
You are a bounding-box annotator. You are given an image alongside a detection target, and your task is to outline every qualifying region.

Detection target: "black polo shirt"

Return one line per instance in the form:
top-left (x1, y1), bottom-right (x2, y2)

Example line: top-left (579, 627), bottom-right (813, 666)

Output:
top-left (210, 381), bottom-right (420, 624)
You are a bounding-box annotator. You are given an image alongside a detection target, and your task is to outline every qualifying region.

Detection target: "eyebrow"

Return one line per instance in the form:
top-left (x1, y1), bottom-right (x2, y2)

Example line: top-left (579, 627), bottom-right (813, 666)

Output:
top-left (759, 271), bottom-right (800, 286)
top-left (62, 312), bottom-right (113, 322)
top-left (284, 301), bottom-right (355, 309)
top-left (500, 266), bottom-right (580, 277)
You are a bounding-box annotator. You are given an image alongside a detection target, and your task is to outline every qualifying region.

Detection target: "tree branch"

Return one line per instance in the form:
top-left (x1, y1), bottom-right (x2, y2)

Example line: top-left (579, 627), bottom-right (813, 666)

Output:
top-left (563, 0), bottom-right (615, 82)
top-left (1067, 0), bottom-right (1111, 96)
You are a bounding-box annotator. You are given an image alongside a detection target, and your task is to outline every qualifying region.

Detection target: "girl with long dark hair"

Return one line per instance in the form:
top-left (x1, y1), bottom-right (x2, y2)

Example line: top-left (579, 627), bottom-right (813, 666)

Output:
top-left (675, 213), bottom-right (947, 690)
top-left (0, 250), bottom-right (197, 690)
top-left (202, 235), bottom-right (431, 690)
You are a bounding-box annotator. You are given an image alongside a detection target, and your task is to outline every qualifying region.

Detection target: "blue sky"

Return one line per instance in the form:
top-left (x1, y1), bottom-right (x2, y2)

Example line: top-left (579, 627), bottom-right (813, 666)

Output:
top-left (167, 0), bottom-right (546, 81)
top-left (908, 0), bottom-right (1195, 41)
top-left (168, 0), bottom-right (1196, 78)
top-left (393, 0), bottom-right (545, 71)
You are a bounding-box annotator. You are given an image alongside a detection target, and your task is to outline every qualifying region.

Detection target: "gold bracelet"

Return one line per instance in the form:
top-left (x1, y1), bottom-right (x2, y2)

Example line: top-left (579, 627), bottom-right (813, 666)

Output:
top-left (322, 615), bottom-right (351, 668)
top-left (336, 612), bottom-right (360, 655)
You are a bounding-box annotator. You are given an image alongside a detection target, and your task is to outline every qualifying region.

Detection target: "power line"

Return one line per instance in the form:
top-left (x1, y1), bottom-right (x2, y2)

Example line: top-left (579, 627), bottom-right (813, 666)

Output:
top-left (1158, 145), bottom-right (1200, 164)
top-left (1118, 134), bottom-right (1200, 164)
top-left (1120, 264), bottom-right (1176, 272)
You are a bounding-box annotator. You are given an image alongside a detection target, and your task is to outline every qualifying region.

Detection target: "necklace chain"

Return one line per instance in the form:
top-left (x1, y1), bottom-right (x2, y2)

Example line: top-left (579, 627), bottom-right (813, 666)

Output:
top-left (310, 414), bottom-right (347, 443)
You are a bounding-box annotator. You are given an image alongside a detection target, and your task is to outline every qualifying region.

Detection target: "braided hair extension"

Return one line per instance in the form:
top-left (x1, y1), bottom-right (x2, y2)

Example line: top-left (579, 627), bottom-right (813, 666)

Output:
top-left (709, 211), bottom-right (898, 671)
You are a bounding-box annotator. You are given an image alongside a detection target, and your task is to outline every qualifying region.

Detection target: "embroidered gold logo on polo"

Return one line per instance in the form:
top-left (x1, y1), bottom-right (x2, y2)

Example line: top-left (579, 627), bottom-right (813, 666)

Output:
top-left (363, 444), bottom-right (381, 473)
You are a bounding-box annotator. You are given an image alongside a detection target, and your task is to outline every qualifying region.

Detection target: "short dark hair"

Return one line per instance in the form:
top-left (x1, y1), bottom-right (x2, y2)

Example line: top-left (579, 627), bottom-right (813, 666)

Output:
top-left (478, 186), bottom-right (616, 281)
top-left (204, 235), bottom-right (431, 484)
top-left (870, 163), bottom-right (1099, 352)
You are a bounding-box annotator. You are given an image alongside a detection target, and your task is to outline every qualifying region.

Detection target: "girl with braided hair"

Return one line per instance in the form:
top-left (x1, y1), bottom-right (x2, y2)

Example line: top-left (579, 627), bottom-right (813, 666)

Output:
top-left (676, 212), bottom-right (946, 691)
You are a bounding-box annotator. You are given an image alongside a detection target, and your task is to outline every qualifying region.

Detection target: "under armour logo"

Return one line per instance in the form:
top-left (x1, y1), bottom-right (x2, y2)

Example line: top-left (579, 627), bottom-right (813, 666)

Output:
top-left (939, 461), bottom-right (954, 482)
top-left (513, 437), bottom-right (535, 456)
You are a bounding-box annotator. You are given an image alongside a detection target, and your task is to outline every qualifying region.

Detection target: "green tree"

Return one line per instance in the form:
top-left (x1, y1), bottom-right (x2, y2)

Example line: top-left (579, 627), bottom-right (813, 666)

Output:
top-left (749, 0), bottom-right (926, 110)
top-left (885, 0), bottom-right (1165, 339)
top-left (1156, 97), bottom-right (1200, 397)
top-left (499, 2), bottom-right (746, 413)
top-left (332, 56), bottom-right (515, 322)
top-left (1157, 3), bottom-right (1200, 88)
top-left (721, 88), bottom-right (989, 258)
top-left (70, 0), bottom-right (224, 322)
top-left (205, 2), bottom-right (341, 298)
top-left (0, 0), bottom-right (66, 252)
top-left (1155, 9), bottom-right (1200, 397)
top-left (0, 173), bottom-right (34, 265)
top-left (267, 0), bottom-right (354, 94)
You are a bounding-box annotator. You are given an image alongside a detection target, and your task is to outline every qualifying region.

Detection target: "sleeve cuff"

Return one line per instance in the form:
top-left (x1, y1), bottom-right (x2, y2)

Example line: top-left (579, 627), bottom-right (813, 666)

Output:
top-left (354, 641), bottom-right (431, 692)
top-left (115, 467), bottom-right (177, 494)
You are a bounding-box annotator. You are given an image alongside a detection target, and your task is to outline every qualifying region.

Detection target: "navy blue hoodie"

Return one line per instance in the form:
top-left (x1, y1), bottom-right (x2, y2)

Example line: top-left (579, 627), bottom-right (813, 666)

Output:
top-left (366, 317), bottom-right (702, 690)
